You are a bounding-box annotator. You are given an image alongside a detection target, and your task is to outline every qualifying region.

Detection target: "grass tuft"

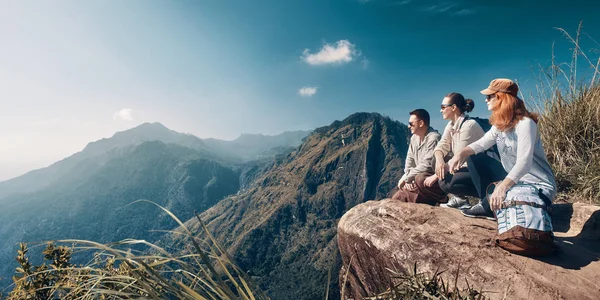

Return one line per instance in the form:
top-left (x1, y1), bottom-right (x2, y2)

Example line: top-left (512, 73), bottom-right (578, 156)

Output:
top-left (1, 201), bottom-right (268, 300)
top-left (532, 22), bottom-right (600, 203)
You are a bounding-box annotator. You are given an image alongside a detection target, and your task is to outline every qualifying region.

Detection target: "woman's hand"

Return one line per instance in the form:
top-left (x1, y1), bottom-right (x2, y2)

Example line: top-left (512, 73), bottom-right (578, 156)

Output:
top-left (448, 147), bottom-right (475, 174)
top-left (424, 174), bottom-right (438, 187)
top-left (490, 182), bottom-right (511, 211)
top-left (447, 156), bottom-right (465, 174)
top-left (435, 161), bottom-right (448, 180)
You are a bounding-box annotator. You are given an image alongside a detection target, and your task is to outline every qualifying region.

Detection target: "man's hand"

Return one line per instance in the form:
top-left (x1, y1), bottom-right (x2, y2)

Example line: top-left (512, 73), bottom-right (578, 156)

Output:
top-left (397, 179), bottom-right (405, 189)
top-left (435, 161), bottom-right (448, 180)
top-left (404, 183), bottom-right (418, 192)
top-left (424, 174), bottom-right (438, 187)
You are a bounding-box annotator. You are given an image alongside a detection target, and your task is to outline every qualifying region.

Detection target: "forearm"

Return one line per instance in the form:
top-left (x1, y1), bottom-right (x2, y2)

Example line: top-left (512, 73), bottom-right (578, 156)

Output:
top-left (458, 146), bottom-right (475, 160)
top-left (434, 150), bottom-right (445, 165)
top-left (499, 177), bottom-right (516, 189)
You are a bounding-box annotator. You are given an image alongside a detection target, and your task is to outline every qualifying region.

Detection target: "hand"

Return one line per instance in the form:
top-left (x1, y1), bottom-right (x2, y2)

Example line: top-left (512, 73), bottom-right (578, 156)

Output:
top-left (435, 161), bottom-right (448, 180)
top-left (447, 156), bottom-right (465, 174)
top-left (404, 183), bottom-right (418, 192)
top-left (424, 174), bottom-right (438, 187)
top-left (397, 179), bottom-right (405, 189)
top-left (490, 183), bottom-right (510, 211)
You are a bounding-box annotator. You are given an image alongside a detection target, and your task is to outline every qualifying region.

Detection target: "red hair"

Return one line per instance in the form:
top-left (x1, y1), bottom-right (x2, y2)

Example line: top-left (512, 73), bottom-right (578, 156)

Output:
top-left (490, 92), bottom-right (538, 131)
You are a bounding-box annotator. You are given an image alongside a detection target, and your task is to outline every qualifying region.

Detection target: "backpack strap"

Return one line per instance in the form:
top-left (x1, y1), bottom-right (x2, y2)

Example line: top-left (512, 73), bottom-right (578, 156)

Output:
top-left (501, 200), bottom-right (549, 211)
top-left (458, 115), bottom-right (470, 130)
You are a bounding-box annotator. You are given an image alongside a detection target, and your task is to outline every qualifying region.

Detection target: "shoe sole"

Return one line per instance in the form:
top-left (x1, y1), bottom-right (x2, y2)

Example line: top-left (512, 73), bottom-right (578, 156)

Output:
top-left (461, 210), bottom-right (496, 221)
top-left (440, 204), bottom-right (471, 209)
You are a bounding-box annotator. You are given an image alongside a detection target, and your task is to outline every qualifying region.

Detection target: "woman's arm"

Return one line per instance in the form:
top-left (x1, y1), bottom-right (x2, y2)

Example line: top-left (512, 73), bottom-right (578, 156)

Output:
top-left (488, 119), bottom-right (537, 210)
top-left (433, 122), bottom-right (452, 159)
top-left (468, 126), bottom-right (497, 155)
top-left (506, 118), bottom-right (536, 183)
top-left (433, 123), bottom-right (452, 178)
top-left (448, 146), bottom-right (475, 173)
top-left (448, 127), bottom-right (497, 173)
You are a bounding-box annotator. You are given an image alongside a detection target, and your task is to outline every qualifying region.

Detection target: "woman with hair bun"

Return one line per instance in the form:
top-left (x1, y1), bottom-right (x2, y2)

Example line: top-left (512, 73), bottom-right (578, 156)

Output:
top-left (419, 92), bottom-right (486, 208)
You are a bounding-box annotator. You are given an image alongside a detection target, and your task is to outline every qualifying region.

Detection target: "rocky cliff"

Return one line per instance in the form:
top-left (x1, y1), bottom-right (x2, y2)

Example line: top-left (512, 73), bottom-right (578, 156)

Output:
top-left (337, 199), bottom-right (600, 299)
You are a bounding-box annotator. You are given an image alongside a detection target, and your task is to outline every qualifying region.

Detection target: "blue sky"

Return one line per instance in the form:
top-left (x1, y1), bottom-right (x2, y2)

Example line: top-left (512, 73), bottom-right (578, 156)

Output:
top-left (1, 0), bottom-right (599, 180)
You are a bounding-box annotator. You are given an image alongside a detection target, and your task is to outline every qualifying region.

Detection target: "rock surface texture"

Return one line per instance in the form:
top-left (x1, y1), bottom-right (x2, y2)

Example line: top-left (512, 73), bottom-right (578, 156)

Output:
top-left (338, 199), bottom-right (600, 300)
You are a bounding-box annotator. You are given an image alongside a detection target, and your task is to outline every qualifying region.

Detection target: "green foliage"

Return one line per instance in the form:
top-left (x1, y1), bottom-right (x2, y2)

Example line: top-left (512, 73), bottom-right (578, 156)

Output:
top-left (2, 201), bottom-right (268, 300)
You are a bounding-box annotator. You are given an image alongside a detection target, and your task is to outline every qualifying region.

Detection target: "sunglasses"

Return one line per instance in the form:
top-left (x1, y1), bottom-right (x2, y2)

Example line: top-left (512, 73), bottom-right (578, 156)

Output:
top-left (408, 120), bottom-right (421, 127)
top-left (485, 94), bottom-right (496, 101)
top-left (440, 104), bottom-right (453, 109)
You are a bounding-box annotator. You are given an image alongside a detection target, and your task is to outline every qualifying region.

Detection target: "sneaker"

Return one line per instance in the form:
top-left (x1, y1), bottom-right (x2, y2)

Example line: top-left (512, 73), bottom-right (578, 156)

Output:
top-left (461, 203), bottom-right (496, 220)
top-left (440, 195), bottom-right (471, 209)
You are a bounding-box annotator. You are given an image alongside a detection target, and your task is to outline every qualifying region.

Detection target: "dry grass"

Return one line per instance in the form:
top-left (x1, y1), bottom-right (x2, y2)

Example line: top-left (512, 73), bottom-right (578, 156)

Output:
top-left (532, 22), bottom-right (600, 203)
top-left (1, 200), bottom-right (268, 300)
top-left (366, 264), bottom-right (487, 300)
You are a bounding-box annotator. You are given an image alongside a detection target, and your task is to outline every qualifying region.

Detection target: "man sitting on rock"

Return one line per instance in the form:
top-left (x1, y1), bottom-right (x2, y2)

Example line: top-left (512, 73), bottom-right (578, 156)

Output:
top-left (392, 109), bottom-right (443, 205)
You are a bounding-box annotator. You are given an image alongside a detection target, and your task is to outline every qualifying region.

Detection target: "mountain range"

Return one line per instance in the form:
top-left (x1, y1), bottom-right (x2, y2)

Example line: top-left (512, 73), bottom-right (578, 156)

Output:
top-left (0, 122), bottom-right (310, 288)
top-left (163, 112), bottom-right (412, 299)
top-left (0, 114), bottom-right (412, 300)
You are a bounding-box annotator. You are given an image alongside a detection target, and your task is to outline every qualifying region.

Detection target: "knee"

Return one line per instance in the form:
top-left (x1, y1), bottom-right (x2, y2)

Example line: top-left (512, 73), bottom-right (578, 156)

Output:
top-left (437, 177), bottom-right (452, 193)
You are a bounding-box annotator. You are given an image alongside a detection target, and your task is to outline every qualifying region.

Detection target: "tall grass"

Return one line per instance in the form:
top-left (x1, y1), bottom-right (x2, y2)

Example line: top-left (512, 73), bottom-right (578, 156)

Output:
top-left (366, 264), bottom-right (487, 300)
top-left (1, 200), bottom-right (268, 300)
top-left (532, 22), bottom-right (600, 203)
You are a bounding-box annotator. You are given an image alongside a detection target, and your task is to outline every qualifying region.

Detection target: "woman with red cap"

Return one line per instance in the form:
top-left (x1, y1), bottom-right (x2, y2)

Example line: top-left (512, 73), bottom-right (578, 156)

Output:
top-left (448, 78), bottom-right (556, 254)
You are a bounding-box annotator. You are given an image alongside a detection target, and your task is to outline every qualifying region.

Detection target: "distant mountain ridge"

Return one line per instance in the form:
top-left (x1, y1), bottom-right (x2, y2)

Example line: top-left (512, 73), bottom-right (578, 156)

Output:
top-left (0, 122), bottom-right (310, 199)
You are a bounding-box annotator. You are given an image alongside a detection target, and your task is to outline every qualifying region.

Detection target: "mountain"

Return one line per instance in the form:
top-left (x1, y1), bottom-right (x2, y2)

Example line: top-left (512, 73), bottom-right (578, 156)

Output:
top-left (0, 123), bottom-right (309, 200)
top-left (0, 141), bottom-right (241, 286)
top-left (202, 130), bottom-right (310, 162)
top-left (0, 122), bottom-right (215, 200)
top-left (0, 122), bottom-right (310, 288)
top-left (164, 112), bottom-right (412, 300)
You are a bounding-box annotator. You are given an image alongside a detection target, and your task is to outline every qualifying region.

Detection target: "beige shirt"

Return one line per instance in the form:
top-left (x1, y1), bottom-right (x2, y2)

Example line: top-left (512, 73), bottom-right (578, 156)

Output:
top-left (434, 114), bottom-right (485, 167)
top-left (400, 127), bottom-right (441, 183)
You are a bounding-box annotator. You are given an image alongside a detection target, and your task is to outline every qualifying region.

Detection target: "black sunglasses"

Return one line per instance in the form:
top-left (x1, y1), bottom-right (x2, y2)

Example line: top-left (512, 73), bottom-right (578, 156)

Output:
top-left (408, 120), bottom-right (421, 127)
top-left (485, 94), bottom-right (496, 100)
top-left (440, 104), bottom-right (454, 109)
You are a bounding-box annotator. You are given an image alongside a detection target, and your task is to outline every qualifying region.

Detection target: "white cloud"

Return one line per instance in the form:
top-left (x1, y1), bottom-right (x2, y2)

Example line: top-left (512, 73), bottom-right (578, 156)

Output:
top-left (454, 9), bottom-right (476, 16)
top-left (302, 40), bottom-right (358, 66)
top-left (298, 87), bottom-right (318, 97)
top-left (422, 4), bottom-right (456, 14)
top-left (113, 108), bottom-right (133, 121)
top-left (419, 3), bottom-right (478, 16)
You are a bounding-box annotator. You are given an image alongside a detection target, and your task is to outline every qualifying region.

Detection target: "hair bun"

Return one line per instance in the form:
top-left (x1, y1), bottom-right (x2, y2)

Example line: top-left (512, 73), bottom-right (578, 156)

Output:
top-left (464, 99), bottom-right (475, 112)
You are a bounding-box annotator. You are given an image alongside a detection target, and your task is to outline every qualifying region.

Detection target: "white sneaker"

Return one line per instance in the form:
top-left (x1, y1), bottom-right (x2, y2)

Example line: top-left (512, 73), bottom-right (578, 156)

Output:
top-left (440, 195), bottom-right (471, 209)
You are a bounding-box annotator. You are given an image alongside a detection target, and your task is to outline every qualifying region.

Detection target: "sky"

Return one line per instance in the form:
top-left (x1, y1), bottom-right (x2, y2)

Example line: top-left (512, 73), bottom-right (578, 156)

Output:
top-left (1, 0), bottom-right (599, 181)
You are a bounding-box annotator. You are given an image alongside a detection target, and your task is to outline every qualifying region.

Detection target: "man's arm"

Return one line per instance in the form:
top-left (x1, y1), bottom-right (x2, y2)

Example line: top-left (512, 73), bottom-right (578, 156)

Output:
top-left (399, 139), bottom-right (416, 186)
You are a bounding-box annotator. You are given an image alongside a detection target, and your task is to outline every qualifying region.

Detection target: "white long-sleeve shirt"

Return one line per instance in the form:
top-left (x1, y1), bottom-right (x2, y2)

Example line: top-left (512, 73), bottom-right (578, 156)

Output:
top-left (468, 117), bottom-right (557, 200)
